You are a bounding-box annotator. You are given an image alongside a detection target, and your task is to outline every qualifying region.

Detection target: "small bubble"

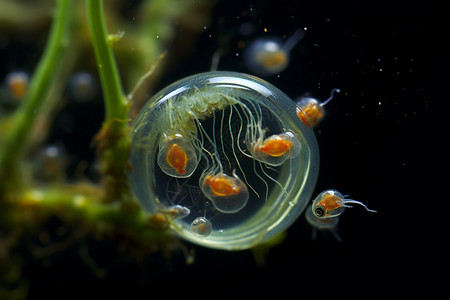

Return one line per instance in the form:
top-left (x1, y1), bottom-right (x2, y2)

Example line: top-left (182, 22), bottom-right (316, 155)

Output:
top-left (191, 217), bottom-right (212, 237)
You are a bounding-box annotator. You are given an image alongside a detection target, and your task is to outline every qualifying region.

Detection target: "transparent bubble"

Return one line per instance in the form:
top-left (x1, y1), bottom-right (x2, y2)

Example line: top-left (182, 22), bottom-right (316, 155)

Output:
top-left (157, 133), bottom-right (200, 178)
top-left (191, 217), bottom-right (212, 237)
top-left (130, 71), bottom-right (319, 250)
top-left (200, 171), bottom-right (249, 213)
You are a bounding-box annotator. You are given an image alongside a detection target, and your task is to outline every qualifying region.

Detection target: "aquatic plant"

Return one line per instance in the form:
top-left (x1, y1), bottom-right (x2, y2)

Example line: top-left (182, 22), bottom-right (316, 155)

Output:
top-left (0, 0), bottom-right (212, 297)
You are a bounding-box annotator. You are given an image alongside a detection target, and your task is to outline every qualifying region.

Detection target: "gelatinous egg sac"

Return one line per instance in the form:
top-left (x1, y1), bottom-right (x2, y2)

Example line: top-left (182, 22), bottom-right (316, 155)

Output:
top-left (130, 72), bottom-right (319, 250)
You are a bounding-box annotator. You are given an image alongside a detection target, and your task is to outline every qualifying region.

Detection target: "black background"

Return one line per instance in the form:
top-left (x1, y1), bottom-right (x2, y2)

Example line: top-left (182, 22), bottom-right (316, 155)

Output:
top-left (155, 0), bottom-right (446, 298)
top-left (2, 0), bottom-right (447, 299)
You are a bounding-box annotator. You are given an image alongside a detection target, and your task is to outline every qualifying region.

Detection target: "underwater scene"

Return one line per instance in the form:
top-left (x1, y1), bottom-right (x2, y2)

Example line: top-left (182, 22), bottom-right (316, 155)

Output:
top-left (0, 0), bottom-right (445, 298)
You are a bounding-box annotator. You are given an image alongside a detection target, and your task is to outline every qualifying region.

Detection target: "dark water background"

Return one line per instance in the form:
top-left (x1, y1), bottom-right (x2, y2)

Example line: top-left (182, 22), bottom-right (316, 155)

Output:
top-left (156, 0), bottom-right (446, 298)
top-left (2, 0), bottom-right (446, 298)
top-left (156, 0), bottom-right (445, 298)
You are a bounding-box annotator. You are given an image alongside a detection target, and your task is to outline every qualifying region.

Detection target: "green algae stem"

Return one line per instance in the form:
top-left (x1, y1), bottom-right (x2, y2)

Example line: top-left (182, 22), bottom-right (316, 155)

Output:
top-left (86, 0), bottom-right (132, 203)
top-left (0, 0), bottom-right (74, 190)
top-left (86, 0), bottom-right (129, 123)
top-left (8, 184), bottom-right (171, 241)
top-left (0, 183), bottom-right (178, 299)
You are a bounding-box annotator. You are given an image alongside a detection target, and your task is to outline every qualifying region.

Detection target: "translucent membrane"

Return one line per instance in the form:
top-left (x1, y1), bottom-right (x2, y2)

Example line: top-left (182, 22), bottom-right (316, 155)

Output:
top-left (130, 71), bottom-right (319, 250)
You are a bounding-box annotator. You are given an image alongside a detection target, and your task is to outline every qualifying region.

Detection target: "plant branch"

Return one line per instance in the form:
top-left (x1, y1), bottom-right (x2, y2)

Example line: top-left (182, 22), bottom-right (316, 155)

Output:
top-left (0, 0), bottom-right (73, 188)
top-left (86, 0), bottom-right (132, 203)
top-left (86, 0), bottom-right (129, 122)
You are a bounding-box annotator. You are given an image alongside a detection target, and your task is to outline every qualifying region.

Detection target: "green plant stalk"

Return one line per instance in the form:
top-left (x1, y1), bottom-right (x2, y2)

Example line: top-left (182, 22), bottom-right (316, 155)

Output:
top-left (0, 0), bottom-right (73, 186)
top-left (86, 0), bottom-right (129, 122)
top-left (86, 0), bottom-right (131, 203)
